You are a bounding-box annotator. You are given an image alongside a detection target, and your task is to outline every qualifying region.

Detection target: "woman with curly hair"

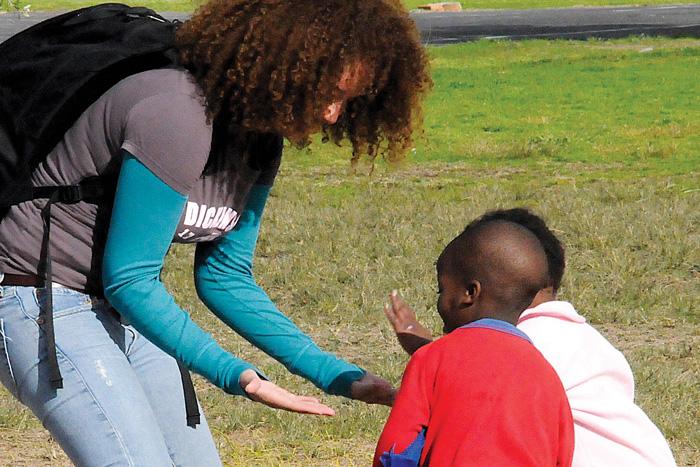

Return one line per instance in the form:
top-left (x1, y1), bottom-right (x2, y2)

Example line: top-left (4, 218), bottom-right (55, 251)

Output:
top-left (0, 0), bottom-right (430, 465)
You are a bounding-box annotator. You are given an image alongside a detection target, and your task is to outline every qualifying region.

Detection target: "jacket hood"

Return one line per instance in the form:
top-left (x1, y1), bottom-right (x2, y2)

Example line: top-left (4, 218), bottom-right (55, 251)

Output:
top-left (518, 300), bottom-right (586, 325)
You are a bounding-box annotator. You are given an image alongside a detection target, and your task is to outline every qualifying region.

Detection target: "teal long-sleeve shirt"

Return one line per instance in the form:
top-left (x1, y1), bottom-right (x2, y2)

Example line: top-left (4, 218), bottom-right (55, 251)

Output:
top-left (102, 153), bottom-right (365, 396)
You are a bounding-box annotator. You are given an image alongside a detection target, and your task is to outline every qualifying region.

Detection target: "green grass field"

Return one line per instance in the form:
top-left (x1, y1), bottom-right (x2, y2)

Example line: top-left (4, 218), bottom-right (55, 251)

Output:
top-left (0, 35), bottom-right (698, 466)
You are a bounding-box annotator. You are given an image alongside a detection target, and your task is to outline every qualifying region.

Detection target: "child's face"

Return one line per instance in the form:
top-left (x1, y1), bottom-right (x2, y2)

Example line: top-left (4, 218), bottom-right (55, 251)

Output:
top-left (436, 264), bottom-right (468, 333)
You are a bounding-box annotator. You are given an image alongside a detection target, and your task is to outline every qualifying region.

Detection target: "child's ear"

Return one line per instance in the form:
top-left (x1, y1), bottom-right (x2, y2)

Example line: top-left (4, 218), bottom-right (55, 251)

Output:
top-left (461, 280), bottom-right (481, 308)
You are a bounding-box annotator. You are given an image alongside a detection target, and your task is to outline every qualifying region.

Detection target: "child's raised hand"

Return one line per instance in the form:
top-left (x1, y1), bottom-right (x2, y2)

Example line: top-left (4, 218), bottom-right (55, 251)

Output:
top-left (384, 290), bottom-right (434, 355)
top-left (239, 369), bottom-right (336, 416)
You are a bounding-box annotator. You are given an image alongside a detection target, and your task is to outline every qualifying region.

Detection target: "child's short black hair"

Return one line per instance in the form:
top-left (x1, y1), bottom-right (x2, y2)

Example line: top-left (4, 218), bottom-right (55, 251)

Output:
top-left (440, 220), bottom-right (549, 321)
top-left (464, 209), bottom-right (565, 292)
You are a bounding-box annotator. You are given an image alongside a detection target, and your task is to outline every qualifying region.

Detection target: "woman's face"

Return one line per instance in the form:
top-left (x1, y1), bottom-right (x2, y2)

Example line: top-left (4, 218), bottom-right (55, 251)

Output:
top-left (322, 62), bottom-right (369, 124)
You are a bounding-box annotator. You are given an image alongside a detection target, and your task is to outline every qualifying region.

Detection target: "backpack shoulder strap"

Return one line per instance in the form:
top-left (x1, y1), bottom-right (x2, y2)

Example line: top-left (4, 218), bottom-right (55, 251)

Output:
top-left (0, 3), bottom-right (178, 208)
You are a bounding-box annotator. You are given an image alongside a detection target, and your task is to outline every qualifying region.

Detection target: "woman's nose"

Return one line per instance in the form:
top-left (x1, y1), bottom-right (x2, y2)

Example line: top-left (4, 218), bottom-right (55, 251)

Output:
top-left (323, 101), bottom-right (343, 124)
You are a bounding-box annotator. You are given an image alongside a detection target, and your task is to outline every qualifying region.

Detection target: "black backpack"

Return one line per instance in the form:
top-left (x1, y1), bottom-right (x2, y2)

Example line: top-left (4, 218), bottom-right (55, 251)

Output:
top-left (0, 3), bottom-right (200, 427)
top-left (0, 2), bottom-right (178, 209)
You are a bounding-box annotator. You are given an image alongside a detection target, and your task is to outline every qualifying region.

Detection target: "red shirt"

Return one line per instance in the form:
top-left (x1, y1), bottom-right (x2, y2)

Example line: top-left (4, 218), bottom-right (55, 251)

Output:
top-left (375, 323), bottom-right (574, 466)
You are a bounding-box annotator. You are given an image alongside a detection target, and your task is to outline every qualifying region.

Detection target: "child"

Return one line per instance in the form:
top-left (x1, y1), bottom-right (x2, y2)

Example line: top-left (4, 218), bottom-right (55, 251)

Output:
top-left (374, 220), bottom-right (575, 466)
top-left (384, 208), bottom-right (676, 467)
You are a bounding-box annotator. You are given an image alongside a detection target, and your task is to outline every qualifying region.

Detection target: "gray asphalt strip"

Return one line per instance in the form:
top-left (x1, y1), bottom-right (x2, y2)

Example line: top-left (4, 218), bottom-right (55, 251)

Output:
top-left (411, 4), bottom-right (700, 42)
top-left (1, 4), bottom-right (700, 43)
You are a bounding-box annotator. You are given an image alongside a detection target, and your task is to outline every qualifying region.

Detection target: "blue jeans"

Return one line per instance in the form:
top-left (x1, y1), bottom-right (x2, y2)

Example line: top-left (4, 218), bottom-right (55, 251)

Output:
top-left (0, 284), bottom-right (223, 467)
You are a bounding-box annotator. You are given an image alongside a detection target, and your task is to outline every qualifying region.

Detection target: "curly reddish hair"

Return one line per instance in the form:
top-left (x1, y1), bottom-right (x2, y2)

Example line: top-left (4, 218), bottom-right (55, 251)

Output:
top-left (176, 0), bottom-right (431, 163)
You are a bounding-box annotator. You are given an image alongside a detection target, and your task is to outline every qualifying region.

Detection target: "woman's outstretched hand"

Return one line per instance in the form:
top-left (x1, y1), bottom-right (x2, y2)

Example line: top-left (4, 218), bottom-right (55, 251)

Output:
top-left (350, 372), bottom-right (396, 406)
top-left (384, 290), bottom-right (434, 355)
top-left (239, 369), bottom-right (335, 416)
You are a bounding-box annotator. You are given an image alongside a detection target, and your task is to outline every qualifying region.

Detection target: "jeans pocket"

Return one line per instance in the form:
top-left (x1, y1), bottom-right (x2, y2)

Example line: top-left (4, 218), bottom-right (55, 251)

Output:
top-left (0, 285), bottom-right (15, 302)
top-left (30, 287), bottom-right (95, 321)
top-left (0, 318), bottom-right (19, 399)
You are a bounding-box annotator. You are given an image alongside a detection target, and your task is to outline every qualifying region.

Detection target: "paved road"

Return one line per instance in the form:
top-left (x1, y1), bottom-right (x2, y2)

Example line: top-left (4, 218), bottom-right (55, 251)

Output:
top-left (1, 4), bottom-right (699, 44)
top-left (413, 4), bottom-right (700, 44)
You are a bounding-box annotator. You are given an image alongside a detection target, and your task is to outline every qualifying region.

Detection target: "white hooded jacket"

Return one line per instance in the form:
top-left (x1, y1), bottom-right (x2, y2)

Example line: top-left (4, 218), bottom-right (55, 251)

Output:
top-left (518, 301), bottom-right (676, 467)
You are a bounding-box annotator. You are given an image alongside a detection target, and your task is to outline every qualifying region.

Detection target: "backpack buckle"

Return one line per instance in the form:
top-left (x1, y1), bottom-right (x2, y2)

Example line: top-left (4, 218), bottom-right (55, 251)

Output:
top-left (30, 178), bottom-right (107, 205)
top-left (57, 185), bottom-right (84, 203)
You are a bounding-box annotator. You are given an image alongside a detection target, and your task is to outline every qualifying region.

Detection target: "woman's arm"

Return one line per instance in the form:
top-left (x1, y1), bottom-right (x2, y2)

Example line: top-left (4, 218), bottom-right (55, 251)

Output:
top-left (194, 183), bottom-right (367, 397)
top-left (102, 153), bottom-right (334, 414)
top-left (103, 153), bottom-right (256, 395)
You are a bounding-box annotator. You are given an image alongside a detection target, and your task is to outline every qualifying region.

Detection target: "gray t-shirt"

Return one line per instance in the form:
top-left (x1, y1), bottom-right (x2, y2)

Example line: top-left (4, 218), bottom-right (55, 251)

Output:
top-left (0, 69), bottom-right (281, 293)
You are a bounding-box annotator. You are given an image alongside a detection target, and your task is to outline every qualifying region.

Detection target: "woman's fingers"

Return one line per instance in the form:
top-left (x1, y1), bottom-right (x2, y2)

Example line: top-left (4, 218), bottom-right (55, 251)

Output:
top-left (258, 381), bottom-right (335, 416)
top-left (243, 378), bottom-right (335, 416)
top-left (297, 395), bottom-right (322, 403)
top-left (291, 398), bottom-right (336, 416)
